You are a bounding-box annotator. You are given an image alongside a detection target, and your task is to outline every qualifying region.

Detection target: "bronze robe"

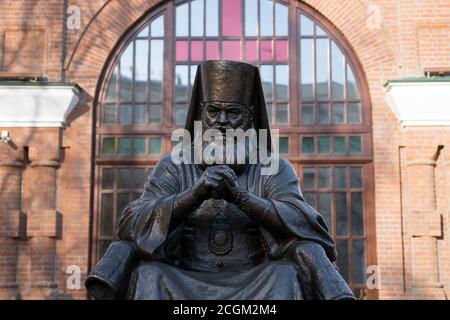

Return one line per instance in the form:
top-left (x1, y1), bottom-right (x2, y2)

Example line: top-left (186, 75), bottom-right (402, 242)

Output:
top-left (116, 155), bottom-right (339, 300)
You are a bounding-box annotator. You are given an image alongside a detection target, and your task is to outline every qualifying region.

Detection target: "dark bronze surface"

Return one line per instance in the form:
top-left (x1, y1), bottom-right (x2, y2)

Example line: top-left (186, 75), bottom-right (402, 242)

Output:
top-left (86, 61), bottom-right (355, 300)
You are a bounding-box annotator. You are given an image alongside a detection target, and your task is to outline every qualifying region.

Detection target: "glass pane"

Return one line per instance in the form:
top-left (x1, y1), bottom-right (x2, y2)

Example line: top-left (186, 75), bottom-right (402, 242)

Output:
top-left (106, 66), bottom-right (117, 101)
top-left (331, 41), bottom-right (345, 100)
top-left (119, 45), bottom-right (133, 100)
top-left (119, 104), bottom-right (132, 125)
top-left (300, 39), bottom-right (313, 100)
top-left (150, 104), bottom-right (162, 125)
top-left (300, 14), bottom-right (314, 36)
top-left (102, 138), bottom-right (115, 155)
top-left (275, 65), bottom-right (289, 100)
top-left (275, 40), bottom-right (288, 62)
top-left (302, 137), bottom-right (315, 154)
top-left (135, 40), bottom-right (148, 101)
top-left (350, 167), bottom-right (363, 188)
top-left (350, 136), bottom-right (362, 154)
top-left (176, 3), bottom-right (189, 37)
top-left (302, 104), bottom-right (314, 124)
top-left (353, 240), bottom-right (366, 285)
top-left (175, 105), bottom-right (187, 125)
top-left (348, 103), bottom-right (361, 124)
top-left (138, 26), bottom-right (149, 38)
top-left (260, 0), bottom-right (273, 36)
top-left (191, 41), bottom-right (204, 61)
top-left (150, 137), bottom-right (162, 155)
top-left (117, 168), bottom-right (131, 189)
top-left (332, 103), bottom-right (345, 124)
top-left (206, 0), bottom-right (219, 36)
top-left (319, 193), bottom-right (332, 234)
top-left (245, 0), bottom-right (258, 36)
top-left (336, 240), bottom-right (350, 283)
top-left (316, 38), bottom-right (329, 100)
top-left (260, 65), bottom-right (273, 101)
top-left (261, 40), bottom-right (273, 61)
top-left (134, 104), bottom-right (147, 125)
top-left (118, 138), bottom-right (132, 156)
top-left (246, 40), bottom-right (258, 61)
top-left (103, 105), bottom-right (116, 125)
top-left (175, 65), bottom-right (189, 102)
top-left (336, 192), bottom-right (348, 236)
top-left (151, 15), bottom-right (164, 37)
top-left (319, 167), bottom-right (331, 189)
top-left (318, 137), bottom-right (330, 154)
top-left (275, 3), bottom-right (288, 36)
top-left (347, 64), bottom-right (360, 99)
top-left (316, 24), bottom-right (327, 36)
top-left (222, 40), bottom-right (241, 61)
top-left (133, 168), bottom-right (146, 189)
top-left (304, 192), bottom-right (316, 208)
top-left (191, 0), bottom-right (204, 37)
top-left (176, 40), bottom-right (189, 61)
top-left (333, 137), bottom-right (345, 154)
top-left (351, 192), bottom-right (364, 236)
top-left (318, 103), bottom-right (330, 124)
top-left (276, 104), bottom-right (288, 124)
top-left (222, 0), bottom-right (242, 36)
top-left (134, 137), bottom-right (146, 155)
top-left (334, 167), bottom-right (347, 189)
top-left (117, 193), bottom-right (130, 221)
top-left (279, 137), bottom-right (289, 154)
top-left (303, 168), bottom-right (315, 189)
top-left (102, 168), bottom-right (114, 189)
top-left (206, 41), bottom-right (219, 60)
top-left (150, 40), bottom-right (163, 101)
top-left (100, 193), bottom-right (113, 236)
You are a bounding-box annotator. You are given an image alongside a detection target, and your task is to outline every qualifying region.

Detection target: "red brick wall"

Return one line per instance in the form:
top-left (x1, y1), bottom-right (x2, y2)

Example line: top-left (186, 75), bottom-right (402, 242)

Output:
top-left (0, 0), bottom-right (449, 299)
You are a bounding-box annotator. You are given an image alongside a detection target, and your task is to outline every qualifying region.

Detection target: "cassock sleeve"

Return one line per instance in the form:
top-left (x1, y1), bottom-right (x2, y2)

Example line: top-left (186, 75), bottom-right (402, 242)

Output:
top-left (260, 157), bottom-right (337, 261)
top-left (117, 155), bottom-right (180, 260)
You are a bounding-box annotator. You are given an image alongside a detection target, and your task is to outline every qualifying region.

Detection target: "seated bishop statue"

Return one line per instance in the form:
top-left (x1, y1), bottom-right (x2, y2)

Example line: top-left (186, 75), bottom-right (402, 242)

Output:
top-left (85, 60), bottom-right (355, 300)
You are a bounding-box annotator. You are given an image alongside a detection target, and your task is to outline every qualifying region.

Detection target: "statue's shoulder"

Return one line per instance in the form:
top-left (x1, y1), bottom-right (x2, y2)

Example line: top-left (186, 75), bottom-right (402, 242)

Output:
top-left (258, 154), bottom-right (296, 176)
top-left (152, 154), bottom-right (179, 174)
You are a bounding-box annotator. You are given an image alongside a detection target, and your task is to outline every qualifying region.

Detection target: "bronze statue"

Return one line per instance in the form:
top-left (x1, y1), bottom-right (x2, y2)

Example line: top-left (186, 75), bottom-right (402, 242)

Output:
top-left (86, 61), bottom-right (355, 300)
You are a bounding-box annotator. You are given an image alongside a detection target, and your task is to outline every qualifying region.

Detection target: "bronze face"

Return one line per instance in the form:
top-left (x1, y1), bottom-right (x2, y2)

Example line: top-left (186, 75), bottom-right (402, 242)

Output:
top-left (201, 101), bottom-right (254, 133)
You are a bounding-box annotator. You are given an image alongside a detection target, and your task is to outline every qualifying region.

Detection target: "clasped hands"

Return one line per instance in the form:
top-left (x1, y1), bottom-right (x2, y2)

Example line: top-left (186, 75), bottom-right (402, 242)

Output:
top-left (190, 165), bottom-right (243, 204)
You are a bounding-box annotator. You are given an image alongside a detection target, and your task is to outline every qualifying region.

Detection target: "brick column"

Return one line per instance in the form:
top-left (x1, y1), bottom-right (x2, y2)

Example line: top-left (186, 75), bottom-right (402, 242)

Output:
top-left (405, 151), bottom-right (444, 296)
top-left (0, 137), bottom-right (26, 299)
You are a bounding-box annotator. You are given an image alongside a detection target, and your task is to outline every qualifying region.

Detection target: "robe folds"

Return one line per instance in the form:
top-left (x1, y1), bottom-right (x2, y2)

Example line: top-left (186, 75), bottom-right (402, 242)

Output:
top-left (115, 154), bottom-right (342, 300)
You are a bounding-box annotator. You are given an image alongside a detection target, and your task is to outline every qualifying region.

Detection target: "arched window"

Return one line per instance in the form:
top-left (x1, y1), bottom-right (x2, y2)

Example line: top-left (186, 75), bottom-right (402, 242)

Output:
top-left (94, 0), bottom-right (375, 299)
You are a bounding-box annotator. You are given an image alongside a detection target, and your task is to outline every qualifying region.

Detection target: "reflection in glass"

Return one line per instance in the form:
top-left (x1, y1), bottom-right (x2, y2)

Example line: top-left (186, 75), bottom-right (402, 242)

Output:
top-left (318, 137), bottom-right (330, 154)
top-left (347, 64), bottom-right (360, 99)
top-left (101, 194), bottom-right (113, 236)
top-left (350, 136), bottom-right (362, 154)
top-left (318, 103), bottom-right (329, 124)
top-left (134, 137), bottom-right (146, 155)
top-left (336, 192), bottom-right (348, 236)
top-left (333, 103), bottom-right (345, 124)
top-left (279, 137), bottom-right (289, 154)
top-left (137, 26), bottom-right (149, 38)
top-left (150, 137), bottom-right (162, 155)
top-left (316, 24), bottom-right (326, 36)
top-left (120, 45), bottom-right (133, 100)
top-left (319, 193), bottom-right (332, 234)
top-left (260, 0), bottom-right (273, 36)
top-left (348, 103), bottom-right (361, 124)
top-left (350, 167), bottom-right (363, 188)
top-left (102, 168), bottom-right (114, 189)
top-left (133, 168), bottom-right (146, 189)
top-left (118, 138), bottom-right (132, 155)
top-left (191, 41), bottom-right (204, 61)
top-left (333, 136), bottom-right (345, 154)
top-left (222, 41), bottom-right (241, 61)
top-left (150, 40), bottom-right (164, 101)
top-left (334, 167), bottom-right (346, 189)
top-left (276, 104), bottom-right (288, 124)
top-left (175, 65), bottom-right (189, 102)
top-left (106, 66), bottom-right (117, 101)
top-left (134, 104), bottom-right (147, 124)
top-left (175, 105), bottom-right (187, 125)
top-left (176, 3), bottom-right (189, 37)
top-left (150, 104), bottom-right (163, 125)
top-left (336, 240), bottom-right (350, 283)
top-left (119, 104), bottom-right (132, 125)
top-left (117, 168), bottom-right (131, 188)
top-left (302, 137), bottom-right (315, 154)
top-left (135, 40), bottom-right (149, 102)
top-left (222, 0), bottom-right (242, 36)
top-left (316, 39), bottom-right (329, 99)
top-left (275, 3), bottom-right (288, 36)
top-left (206, 0), bottom-right (219, 36)
top-left (275, 65), bottom-right (289, 100)
top-left (260, 65), bottom-right (273, 101)
top-left (304, 192), bottom-right (316, 208)
top-left (351, 192), bottom-right (364, 236)
top-left (191, 0), bottom-right (204, 36)
top-left (302, 167), bottom-right (315, 189)
top-left (300, 39), bottom-right (313, 100)
top-left (302, 104), bottom-right (314, 124)
top-left (245, 0), bottom-right (258, 36)
top-left (260, 40), bottom-right (273, 61)
top-left (352, 240), bottom-right (366, 285)
top-left (102, 138), bottom-right (115, 155)
top-left (331, 41), bottom-right (345, 100)
top-left (103, 105), bottom-right (116, 125)
top-left (319, 167), bottom-right (332, 189)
